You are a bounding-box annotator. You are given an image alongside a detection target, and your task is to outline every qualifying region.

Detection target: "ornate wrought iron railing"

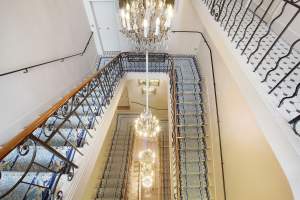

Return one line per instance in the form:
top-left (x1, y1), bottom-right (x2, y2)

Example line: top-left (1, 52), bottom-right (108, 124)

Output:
top-left (202, 0), bottom-right (300, 136)
top-left (0, 52), bottom-right (211, 200)
top-left (0, 54), bottom-right (123, 199)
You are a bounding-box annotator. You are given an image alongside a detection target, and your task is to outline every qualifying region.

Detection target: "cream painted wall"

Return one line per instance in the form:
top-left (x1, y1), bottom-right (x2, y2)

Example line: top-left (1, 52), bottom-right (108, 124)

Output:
top-left (125, 73), bottom-right (169, 120)
top-left (167, 0), bottom-right (204, 54)
top-left (207, 46), bottom-right (293, 200)
top-left (0, 0), bottom-right (98, 144)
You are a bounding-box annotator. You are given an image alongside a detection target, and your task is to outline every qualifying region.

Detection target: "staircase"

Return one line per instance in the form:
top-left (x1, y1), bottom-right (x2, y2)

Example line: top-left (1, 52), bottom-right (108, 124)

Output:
top-left (0, 56), bottom-right (122, 199)
top-left (0, 53), bottom-right (211, 200)
top-left (174, 56), bottom-right (209, 200)
top-left (96, 114), bottom-right (134, 200)
top-left (0, 102), bottom-right (97, 199)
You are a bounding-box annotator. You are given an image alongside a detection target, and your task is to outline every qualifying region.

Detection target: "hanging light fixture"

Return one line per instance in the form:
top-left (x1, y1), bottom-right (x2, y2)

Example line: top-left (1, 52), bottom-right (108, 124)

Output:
top-left (119, 1), bottom-right (174, 139)
top-left (120, 0), bottom-right (175, 189)
top-left (119, 0), bottom-right (175, 49)
top-left (139, 149), bottom-right (156, 188)
top-left (134, 50), bottom-right (161, 138)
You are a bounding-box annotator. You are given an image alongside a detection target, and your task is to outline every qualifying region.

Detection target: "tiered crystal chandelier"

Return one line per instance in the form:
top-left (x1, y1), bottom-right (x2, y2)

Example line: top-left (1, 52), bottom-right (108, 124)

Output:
top-left (134, 50), bottom-right (160, 139)
top-left (139, 149), bottom-right (156, 188)
top-left (119, 0), bottom-right (174, 189)
top-left (135, 111), bottom-right (160, 138)
top-left (119, 0), bottom-right (174, 49)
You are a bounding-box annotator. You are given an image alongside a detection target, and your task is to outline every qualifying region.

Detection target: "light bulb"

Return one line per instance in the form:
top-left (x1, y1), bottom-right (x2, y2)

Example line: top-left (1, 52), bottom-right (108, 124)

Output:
top-left (143, 19), bottom-right (148, 38)
top-left (126, 12), bottom-right (131, 30)
top-left (120, 9), bottom-right (126, 28)
top-left (155, 17), bottom-right (160, 36)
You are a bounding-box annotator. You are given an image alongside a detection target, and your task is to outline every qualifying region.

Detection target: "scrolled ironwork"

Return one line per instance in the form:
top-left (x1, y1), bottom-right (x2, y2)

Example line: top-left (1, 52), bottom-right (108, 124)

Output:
top-left (278, 83), bottom-right (300, 107)
top-left (293, 120), bottom-right (300, 136)
top-left (0, 139), bottom-right (37, 199)
top-left (56, 190), bottom-right (63, 200)
top-left (58, 102), bottom-right (71, 117)
top-left (210, 0), bottom-right (223, 20)
top-left (17, 141), bottom-right (30, 156)
top-left (67, 166), bottom-right (75, 181)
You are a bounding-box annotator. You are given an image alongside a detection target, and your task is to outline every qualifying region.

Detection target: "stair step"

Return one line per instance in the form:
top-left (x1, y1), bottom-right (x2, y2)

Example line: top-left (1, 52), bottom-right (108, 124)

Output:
top-left (177, 135), bottom-right (205, 139)
top-left (75, 105), bottom-right (101, 116)
top-left (180, 151), bottom-right (206, 163)
top-left (176, 112), bottom-right (202, 116)
top-left (100, 178), bottom-right (123, 188)
top-left (45, 115), bottom-right (95, 129)
top-left (176, 81), bottom-right (201, 84)
top-left (181, 174), bottom-right (208, 188)
top-left (181, 187), bottom-right (209, 200)
top-left (33, 128), bottom-right (87, 147)
top-left (77, 96), bottom-right (104, 106)
top-left (176, 101), bottom-right (203, 105)
top-left (176, 91), bottom-right (202, 95)
top-left (178, 117), bottom-right (204, 125)
top-left (106, 163), bottom-right (127, 170)
top-left (177, 124), bottom-right (204, 128)
top-left (98, 187), bottom-right (122, 198)
top-left (1, 146), bottom-right (75, 172)
top-left (180, 162), bottom-right (207, 175)
top-left (0, 171), bottom-right (59, 200)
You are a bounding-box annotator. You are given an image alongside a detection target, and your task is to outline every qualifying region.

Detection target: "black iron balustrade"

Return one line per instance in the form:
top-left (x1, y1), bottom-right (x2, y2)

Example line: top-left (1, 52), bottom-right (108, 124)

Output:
top-left (202, 0), bottom-right (300, 136)
top-left (0, 52), bottom-right (210, 200)
top-left (0, 54), bottom-right (123, 199)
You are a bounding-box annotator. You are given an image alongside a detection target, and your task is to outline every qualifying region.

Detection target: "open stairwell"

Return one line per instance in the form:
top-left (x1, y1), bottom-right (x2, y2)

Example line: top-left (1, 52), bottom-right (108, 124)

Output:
top-left (0, 53), bottom-right (212, 200)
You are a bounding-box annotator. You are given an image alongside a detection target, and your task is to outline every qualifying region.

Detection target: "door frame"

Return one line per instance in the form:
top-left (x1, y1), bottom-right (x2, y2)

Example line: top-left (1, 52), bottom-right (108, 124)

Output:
top-left (83, 0), bottom-right (120, 55)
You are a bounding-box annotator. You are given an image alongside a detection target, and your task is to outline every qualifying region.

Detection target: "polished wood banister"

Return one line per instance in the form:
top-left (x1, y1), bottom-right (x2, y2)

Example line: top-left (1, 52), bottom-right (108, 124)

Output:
top-left (0, 53), bottom-right (122, 160)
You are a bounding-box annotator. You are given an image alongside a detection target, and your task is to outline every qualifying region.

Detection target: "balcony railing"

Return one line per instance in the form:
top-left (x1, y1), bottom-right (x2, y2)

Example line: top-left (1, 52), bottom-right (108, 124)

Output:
top-left (202, 0), bottom-right (300, 136)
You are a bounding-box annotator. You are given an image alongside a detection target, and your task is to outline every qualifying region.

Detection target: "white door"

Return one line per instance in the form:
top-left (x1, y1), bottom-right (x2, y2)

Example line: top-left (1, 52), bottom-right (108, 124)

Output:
top-left (92, 1), bottom-right (120, 52)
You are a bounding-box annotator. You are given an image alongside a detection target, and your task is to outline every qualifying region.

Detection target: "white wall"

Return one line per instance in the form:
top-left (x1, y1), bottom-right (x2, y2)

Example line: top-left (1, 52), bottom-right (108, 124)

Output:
top-left (0, 0), bottom-right (98, 144)
top-left (167, 0), bottom-right (204, 54)
top-left (85, 0), bottom-right (204, 54)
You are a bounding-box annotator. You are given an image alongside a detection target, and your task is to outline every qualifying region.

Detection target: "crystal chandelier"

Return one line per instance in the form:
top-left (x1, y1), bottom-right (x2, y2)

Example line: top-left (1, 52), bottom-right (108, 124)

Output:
top-left (119, 0), bottom-right (174, 49)
top-left (135, 111), bottom-right (160, 138)
top-left (119, 0), bottom-right (175, 190)
top-left (134, 51), bottom-right (160, 138)
top-left (139, 149), bottom-right (156, 188)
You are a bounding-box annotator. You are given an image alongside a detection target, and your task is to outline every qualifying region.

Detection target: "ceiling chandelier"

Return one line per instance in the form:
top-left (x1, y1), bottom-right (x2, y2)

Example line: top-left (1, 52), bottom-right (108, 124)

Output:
top-left (119, 0), bottom-right (175, 49)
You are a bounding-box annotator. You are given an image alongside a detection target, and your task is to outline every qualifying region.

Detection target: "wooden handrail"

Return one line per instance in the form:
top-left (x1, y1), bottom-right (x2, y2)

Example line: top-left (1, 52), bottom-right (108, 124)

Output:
top-left (0, 53), bottom-right (122, 160)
